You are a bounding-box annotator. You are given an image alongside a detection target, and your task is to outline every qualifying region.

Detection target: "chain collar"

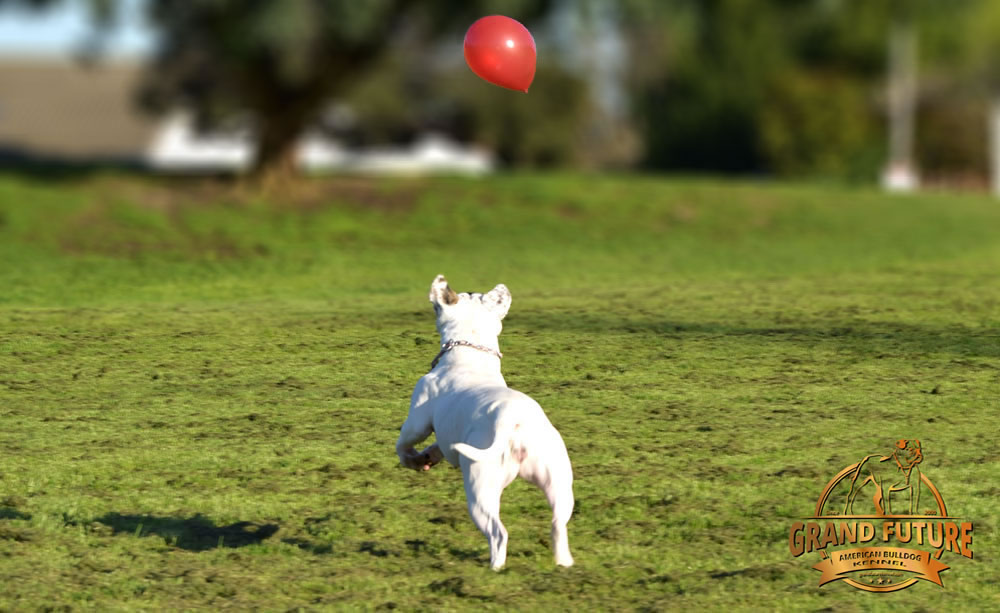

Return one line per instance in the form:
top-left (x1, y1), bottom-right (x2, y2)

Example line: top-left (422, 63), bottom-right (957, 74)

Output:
top-left (430, 340), bottom-right (503, 370)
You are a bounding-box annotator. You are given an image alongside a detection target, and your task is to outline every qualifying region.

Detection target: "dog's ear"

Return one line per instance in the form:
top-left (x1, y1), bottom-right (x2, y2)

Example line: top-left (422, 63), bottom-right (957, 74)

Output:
top-left (429, 274), bottom-right (459, 307)
top-left (483, 284), bottom-right (512, 320)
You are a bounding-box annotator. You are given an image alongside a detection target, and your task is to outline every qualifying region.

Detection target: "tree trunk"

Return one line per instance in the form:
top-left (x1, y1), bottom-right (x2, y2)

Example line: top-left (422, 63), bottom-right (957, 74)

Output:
top-left (251, 113), bottom-right (307, 189)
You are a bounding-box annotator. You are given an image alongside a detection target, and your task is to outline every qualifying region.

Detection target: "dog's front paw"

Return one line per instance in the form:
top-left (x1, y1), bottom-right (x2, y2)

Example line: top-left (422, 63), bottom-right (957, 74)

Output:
top-left (418, 452), bottom-right (438, 471)
top-left (424, 444), bottom-right (444, 467)
top-left (400, 449), bottom-right (432, 471)
top-left (399, 448), bottom-right (425, 471)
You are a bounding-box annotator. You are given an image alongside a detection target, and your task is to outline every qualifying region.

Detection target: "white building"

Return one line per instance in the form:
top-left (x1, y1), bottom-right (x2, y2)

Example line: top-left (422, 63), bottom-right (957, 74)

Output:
top-left (148, 110), bottom-right (492, 176)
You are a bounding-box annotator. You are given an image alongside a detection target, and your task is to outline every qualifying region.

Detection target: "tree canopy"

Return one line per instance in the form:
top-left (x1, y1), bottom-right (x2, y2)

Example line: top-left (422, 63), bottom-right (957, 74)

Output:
top-left (135, 1), bottom-right (555, 181)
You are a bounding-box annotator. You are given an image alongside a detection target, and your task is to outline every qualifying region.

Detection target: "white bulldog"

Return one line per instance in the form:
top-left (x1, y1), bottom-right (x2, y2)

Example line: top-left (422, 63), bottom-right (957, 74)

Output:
top-left (396, 275), bottom-right (575, 570)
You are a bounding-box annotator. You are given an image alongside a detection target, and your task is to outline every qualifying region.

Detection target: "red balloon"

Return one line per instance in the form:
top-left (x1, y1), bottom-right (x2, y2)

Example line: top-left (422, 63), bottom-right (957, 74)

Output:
top-left (463, 16), bottom-right (536, 93)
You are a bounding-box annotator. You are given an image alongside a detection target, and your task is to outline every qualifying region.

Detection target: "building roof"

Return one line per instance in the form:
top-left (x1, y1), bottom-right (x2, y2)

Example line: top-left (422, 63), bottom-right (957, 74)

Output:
top-left (0, 58), bottom-right (158, 162)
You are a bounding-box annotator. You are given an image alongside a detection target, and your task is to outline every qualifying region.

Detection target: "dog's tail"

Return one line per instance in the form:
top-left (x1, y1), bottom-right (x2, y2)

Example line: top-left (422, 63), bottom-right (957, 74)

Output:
top-left (452, 427), bottom-right (516, 463)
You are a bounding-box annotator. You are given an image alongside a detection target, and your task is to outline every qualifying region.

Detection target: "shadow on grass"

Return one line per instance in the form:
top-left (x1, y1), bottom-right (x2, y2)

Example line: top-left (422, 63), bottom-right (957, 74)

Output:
top-left (428, 576), bottom-right (495, 602)
top-left (0, 155), bottom-right (147, 182)
top-left (281, 537), bottom-right (333, 554)
top-left (0, 507), bottom-right (31, 520)
top-left (447, 547), bottom-right (484, 562)
top-left (93, 512), bottom-right (278, 552)
top-left (514, 313), bottom-right (1000, 359)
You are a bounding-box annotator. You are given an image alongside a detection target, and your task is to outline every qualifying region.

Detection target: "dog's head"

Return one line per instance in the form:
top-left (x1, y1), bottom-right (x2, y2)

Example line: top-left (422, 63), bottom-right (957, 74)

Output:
top-left (894, 439), bottom-right (923, 464)
top-left (428, 274), bottom-right (511, 342)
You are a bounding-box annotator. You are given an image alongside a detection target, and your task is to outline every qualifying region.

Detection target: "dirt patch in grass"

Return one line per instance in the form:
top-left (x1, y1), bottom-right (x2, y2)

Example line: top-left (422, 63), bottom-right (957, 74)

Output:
top-left (84, 174), bottom-right (433, 213)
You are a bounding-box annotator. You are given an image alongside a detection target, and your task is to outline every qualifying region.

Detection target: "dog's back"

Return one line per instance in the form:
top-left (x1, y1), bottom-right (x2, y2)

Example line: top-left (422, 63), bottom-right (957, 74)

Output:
top-left (428, 384), bottom-right (557, 468)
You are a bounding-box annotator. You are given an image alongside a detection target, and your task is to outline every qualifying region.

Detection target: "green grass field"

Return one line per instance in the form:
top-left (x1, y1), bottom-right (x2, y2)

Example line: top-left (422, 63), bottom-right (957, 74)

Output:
top-left (0, 172), bottom-right (997, 611)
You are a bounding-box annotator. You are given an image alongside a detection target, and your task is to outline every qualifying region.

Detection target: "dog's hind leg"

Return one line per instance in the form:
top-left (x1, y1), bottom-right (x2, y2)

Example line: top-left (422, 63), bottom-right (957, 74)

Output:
top-left (520, 448), bottom-right (574, 567)
top-left (461, 457), bottom-right (509, 570)
top-left (546, 478), bottom-right (574, 567)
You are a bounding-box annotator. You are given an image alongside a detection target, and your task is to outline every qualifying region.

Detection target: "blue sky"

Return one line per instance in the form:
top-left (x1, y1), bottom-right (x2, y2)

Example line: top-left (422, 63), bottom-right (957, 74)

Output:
top-left (0, 0), bottom-right (154, 58)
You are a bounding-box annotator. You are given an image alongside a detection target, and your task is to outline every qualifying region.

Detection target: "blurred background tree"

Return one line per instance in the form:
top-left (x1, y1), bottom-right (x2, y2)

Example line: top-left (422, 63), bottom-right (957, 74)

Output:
top-left (918, 0), bottom-right (1000, 191)
top-left (621, 0), bottom-right (891, 179)
top-left (134, 0), bottom-right (562, 183)
top-left (340, 56), bottom-right (590, 168)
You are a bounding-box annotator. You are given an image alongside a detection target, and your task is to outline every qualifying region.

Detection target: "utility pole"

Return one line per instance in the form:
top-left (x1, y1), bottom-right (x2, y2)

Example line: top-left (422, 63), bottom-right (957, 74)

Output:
top-left (882, 13), bottom-right (919, 192)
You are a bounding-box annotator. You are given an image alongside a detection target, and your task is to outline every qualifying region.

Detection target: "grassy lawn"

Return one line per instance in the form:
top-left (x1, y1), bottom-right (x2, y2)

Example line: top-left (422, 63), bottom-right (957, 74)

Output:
top-left (0, 172), bottom-right (997, 611)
